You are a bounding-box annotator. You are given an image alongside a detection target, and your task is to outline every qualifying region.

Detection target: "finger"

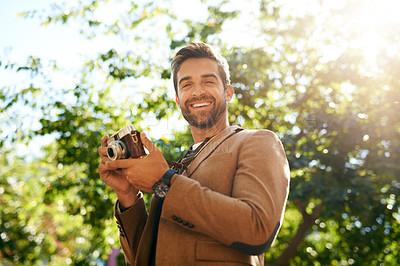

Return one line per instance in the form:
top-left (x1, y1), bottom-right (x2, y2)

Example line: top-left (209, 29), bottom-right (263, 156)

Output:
top-left (101, 135), bottom-right (109, 147)
top-left (140, 132), bottom-right (158, 154)
top-left (105, 158), bottom-right (135, 170)
top-left (98, 146), bottom-right (108, 157)
top-left (101, 156), bottom-right (111, 165)
top-left (98, 163), bottom-right (112, 178)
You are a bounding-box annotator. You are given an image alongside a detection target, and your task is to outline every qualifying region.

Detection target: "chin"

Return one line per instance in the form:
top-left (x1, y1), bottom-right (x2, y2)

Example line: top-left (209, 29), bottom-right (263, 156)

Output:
top-left (189, 117), bottom-right (219, 129)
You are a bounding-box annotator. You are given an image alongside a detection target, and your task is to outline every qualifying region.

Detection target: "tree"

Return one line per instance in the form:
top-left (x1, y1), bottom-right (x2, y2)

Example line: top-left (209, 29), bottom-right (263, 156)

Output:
top-left (1, 0), bottom-right (237, 264)
top-left (1, 0), bottom-right (399, 265)
top-left (225, 0), bottom-right (400, 264)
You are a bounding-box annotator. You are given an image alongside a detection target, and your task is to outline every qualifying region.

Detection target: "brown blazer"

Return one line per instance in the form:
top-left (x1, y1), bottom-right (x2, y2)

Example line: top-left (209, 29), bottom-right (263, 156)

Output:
top-left (115, 125), bottom-right (290, 265)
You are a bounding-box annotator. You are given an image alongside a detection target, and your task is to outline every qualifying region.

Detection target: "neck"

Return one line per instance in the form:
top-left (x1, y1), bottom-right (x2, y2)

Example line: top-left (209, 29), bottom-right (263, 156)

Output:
top-left (189, 115), bottom-right (229, 143)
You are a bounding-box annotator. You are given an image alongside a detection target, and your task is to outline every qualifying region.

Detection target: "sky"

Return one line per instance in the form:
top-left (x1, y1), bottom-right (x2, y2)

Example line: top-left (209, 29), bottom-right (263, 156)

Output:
top-left (1, 1), bottom-right (48, 59)
top-left (0, 0), bottom-right (259, 70)
top-left (1, 0), bottom-right (88, 70)
top-left (2, 0), bottom-right (400, 86)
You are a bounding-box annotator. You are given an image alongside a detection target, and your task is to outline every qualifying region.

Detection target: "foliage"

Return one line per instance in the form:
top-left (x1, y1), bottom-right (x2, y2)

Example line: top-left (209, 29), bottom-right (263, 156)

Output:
top-left (1, 0), bottom-right (234, 264)
top-left (225, 0), bottom-right (400, 264)
top-left (1, 0), bottom-right (399, 265)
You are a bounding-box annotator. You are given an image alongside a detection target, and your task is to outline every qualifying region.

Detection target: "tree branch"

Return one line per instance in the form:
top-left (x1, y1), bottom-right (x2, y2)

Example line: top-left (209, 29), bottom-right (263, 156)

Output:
top-left (267, 200), bottom-right (324, 266)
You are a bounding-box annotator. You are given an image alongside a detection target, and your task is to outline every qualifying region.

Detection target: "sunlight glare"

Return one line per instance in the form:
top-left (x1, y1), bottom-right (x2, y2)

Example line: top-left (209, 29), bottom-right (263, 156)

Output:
top-left (350, 0), bottom-right (400, 72)
top-left (316, 0), bottom-right (400, 74)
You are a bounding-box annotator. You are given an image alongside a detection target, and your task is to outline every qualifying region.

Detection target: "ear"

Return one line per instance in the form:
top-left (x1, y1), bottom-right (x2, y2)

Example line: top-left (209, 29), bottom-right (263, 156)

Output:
top-left (225, 85), bottom-right (234, 101)
top-left (175, 94), bottom-right (181, 109)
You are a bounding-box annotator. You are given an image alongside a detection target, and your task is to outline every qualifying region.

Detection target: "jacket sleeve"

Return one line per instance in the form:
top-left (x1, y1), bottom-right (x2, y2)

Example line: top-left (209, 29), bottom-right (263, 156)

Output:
top-left (160, 130), bottom-right (290, 255)
top-left (114, 195), bottom-right (147, 265)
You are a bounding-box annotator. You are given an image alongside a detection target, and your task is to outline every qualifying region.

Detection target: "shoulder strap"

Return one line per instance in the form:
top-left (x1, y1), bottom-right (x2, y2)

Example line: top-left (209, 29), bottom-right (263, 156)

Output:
top-left (167, 127), bottom-right (244, 173)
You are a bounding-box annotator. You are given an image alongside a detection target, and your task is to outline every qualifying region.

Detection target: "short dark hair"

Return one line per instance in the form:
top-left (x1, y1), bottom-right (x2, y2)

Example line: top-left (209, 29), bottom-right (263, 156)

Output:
top-left (171, 42), bottom-right (231, 94)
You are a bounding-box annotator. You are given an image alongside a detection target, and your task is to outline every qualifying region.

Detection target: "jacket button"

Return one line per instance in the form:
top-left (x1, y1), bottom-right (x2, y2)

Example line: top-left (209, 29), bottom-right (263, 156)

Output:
top-left (182, 221), bottom-right (188, 226)
top-left (188, 224), bottom-right (194, 228)
top-left (172, 216), bottom-right (177, 221)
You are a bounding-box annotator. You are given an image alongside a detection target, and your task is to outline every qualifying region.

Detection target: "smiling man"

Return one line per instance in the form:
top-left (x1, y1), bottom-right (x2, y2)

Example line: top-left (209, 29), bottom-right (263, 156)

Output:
top-left (174, 55), bottom-right (234, 142)
top-left (98, 42), bottom-right (290, 265)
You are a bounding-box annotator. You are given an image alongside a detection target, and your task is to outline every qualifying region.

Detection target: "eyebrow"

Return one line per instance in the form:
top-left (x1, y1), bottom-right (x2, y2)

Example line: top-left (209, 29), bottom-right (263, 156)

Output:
top-left (178, 73), bottom-right (219, 87)
top-left (201, 73), bottom-right (218, 80)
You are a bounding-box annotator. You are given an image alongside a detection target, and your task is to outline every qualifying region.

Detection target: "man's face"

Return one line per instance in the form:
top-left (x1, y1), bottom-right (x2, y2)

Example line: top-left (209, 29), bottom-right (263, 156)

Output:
top-left (175, 58), bottom-right (233, 129)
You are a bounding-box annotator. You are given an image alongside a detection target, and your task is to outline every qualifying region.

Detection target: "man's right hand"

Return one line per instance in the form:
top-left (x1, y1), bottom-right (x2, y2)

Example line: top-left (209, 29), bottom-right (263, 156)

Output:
top-left (98, 135), bottom-right (139, 208)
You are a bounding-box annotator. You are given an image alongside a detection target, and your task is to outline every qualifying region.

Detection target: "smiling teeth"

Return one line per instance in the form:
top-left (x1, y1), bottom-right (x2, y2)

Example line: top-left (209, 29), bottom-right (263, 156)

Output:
top-left (192, 102), bottom-right (211, 108)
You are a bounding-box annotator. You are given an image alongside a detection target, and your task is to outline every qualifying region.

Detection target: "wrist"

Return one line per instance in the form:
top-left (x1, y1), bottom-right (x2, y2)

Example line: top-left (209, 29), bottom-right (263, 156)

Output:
top-left (153, 169), bottom-right (177, 199)
top-left (117, 188), bottom-right (140, 208)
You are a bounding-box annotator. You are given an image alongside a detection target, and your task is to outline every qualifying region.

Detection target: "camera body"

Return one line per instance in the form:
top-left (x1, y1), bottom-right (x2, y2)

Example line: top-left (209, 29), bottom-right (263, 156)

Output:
top-left (106, 125), bottom-right (146, 161)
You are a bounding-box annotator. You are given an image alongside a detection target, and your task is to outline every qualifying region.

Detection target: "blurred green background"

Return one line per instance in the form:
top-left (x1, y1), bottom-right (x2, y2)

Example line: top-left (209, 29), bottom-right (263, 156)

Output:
top-left (1, 0), bottom-right (399, 265)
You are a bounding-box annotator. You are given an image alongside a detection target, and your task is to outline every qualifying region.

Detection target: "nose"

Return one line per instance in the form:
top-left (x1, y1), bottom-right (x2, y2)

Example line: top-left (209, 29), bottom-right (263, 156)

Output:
top-left (192, 84), bottom-right (205, 96)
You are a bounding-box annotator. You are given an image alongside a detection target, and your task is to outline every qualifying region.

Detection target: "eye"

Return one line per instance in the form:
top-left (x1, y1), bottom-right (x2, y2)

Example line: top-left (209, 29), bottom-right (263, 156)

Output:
top-left (181, 83), bottom-right (190, 88)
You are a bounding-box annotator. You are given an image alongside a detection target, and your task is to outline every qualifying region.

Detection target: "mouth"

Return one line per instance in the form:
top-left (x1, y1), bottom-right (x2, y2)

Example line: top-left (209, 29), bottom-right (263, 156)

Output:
top-left (190, 101), bottom-right (213, 108)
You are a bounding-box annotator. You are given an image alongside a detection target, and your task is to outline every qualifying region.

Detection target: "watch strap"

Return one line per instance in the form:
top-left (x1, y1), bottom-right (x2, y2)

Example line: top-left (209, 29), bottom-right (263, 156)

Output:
top-left (160, 169), bottom-right (177, 185)
top-left (152, 169), bottom-right (177, 198)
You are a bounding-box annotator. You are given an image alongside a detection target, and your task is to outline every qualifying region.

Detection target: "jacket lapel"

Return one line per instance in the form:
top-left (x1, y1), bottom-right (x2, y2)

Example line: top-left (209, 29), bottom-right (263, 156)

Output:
top-left (184, 125), bottom-right (241, 177)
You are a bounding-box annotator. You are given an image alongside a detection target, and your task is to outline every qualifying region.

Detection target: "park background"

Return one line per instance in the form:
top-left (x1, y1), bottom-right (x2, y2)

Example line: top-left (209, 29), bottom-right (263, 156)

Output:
top-left (1, 0), bottom-right (399, 265)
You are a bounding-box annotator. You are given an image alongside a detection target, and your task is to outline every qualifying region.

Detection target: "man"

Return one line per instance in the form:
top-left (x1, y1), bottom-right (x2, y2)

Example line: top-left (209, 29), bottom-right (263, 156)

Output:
top-left (98, 42), bottom-right (290, 265)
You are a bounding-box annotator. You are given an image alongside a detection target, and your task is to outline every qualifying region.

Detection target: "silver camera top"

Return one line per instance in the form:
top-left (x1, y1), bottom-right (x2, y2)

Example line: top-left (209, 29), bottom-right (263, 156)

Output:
top-left (106, 125), bottom-right (136, 146)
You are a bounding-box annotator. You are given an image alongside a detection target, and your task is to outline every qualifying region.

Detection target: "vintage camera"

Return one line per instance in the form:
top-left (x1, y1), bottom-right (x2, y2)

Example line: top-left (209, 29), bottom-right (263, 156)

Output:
top-left (106, 125), bottom-right (146, 161)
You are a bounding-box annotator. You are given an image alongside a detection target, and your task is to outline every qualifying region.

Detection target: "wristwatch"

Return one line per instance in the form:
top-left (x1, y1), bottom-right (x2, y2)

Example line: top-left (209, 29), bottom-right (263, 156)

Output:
top-left (153, 169), bottom-right (177, 199)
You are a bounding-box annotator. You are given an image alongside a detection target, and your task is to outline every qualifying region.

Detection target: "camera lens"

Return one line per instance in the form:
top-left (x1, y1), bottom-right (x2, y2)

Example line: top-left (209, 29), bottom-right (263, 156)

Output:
top-left (107, 148), bottom-right (115, 158)
top-left (107, 140), bottom-right (128, 160)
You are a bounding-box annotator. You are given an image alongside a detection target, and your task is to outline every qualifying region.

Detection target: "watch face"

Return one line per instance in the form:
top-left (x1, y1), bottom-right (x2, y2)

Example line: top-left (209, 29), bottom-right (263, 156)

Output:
top-left (155, 182), bottom-right (169, 198)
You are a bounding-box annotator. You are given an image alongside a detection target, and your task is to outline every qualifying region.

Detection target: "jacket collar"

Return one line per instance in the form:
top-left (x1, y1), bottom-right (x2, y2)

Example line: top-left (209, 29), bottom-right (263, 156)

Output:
top-left (184, 125), bottom-right (242, 177)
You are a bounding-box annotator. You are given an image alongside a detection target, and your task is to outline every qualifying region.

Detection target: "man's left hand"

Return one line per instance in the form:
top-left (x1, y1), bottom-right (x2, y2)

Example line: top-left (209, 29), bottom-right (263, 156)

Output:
top-left (105, 132), bottom-right (170, 194)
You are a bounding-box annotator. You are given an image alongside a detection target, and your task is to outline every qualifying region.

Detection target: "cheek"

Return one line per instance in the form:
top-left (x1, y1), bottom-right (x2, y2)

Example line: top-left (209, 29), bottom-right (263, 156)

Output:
top-left (177, 95), bottom-right (188, 108)
top-left (178, 91), bottom-right (191, 103)
top-left (216, 90), bottom-right (227, 101)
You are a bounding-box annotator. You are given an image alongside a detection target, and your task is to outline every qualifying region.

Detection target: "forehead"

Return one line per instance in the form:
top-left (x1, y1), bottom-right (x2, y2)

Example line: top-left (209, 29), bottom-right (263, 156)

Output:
top-left (177, 58), bottom-right (221, 81)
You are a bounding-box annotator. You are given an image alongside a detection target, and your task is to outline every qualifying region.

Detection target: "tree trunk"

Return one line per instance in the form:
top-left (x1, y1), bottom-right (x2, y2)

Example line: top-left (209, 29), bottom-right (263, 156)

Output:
top-left (266, 200), bottom-right (324, 266)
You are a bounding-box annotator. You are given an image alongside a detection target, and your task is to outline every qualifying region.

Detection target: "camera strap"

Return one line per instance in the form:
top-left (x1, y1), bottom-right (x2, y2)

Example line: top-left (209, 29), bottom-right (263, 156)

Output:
top-left (167, 127), bottom-right (243, 173)
top-left (166, 135), bottom-right (214, 173)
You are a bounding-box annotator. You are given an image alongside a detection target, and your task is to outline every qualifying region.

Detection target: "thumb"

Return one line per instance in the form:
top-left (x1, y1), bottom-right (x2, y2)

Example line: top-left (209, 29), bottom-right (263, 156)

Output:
top-left (140, 132), bottom-right (157, 154)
